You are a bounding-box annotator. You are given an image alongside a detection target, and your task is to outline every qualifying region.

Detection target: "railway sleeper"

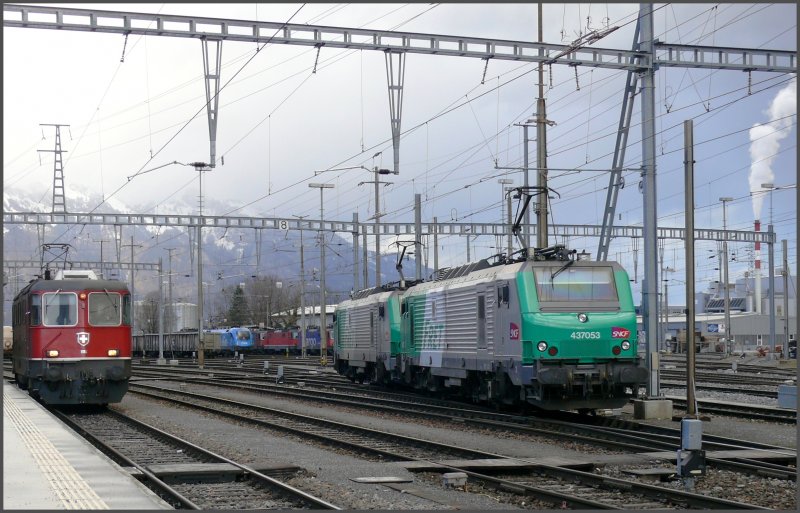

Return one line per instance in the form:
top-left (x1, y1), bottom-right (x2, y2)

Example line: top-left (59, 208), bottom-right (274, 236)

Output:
top-left (129, 462), bottom-right (302, 486)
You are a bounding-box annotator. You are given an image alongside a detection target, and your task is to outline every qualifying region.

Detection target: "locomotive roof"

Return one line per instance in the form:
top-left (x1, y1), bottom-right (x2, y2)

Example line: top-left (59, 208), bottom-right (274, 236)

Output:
top-left (21, 278), bottom-right (129, 293)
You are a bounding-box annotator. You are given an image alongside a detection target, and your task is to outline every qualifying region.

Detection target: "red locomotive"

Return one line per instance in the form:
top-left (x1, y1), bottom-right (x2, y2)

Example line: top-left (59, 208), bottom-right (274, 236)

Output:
top-left (11, 269), bottom-right (132, 405)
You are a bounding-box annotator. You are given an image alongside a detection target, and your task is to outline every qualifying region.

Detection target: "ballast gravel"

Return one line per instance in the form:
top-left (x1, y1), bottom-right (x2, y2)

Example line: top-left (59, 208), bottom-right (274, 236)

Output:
top-left (117, 361), bottom-right (796, 510)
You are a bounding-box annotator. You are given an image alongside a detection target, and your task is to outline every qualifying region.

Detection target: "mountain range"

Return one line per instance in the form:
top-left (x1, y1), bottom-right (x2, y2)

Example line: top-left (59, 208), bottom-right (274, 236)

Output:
top-left (3, 187), bottom-right (424, 321)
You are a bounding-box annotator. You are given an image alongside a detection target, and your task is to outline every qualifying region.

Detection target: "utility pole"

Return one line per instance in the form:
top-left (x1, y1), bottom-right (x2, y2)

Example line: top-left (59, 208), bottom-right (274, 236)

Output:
top-left (768, 225), bottom-right (776, 358)
top-left (358, 167), bottom-right (395, 287)
top-left (498, 179), bottom-right (513, 257)
top-left (309, 183), bottom-right (334, 364)
top-left (165, 247), bottom-right (177, 333)
top-left (782, 240), bottom-right (789, 356)
top-left (38, 123), bottom-right (70, 214)
top-left (640, 3), bottom-right (660, 397)
top-left (353, 212), bottom-right (360, 291)
top-left (720, 197), bottom-right (733, 355)
top-left (92, 237), bottom-right (110, 279)
top-left (293, 214), bottom-right (308, 358)
top-left (192, 162), bottom-right (211, 369)
top-left (121, 236), bottom-right (142, 337)
top-left (522, 123), bottom-right (531, 249)
top-left (433, 217), bottom-right (439, 274)
top-left (158, 256), bottom-right (165, 364)
top-left (684, 119), bottom-right (697, 418)
top-left (659, 243), bottom-right (665, 351)
top-left (414, 194), bottom-right (422, 280)
top-left (535, 2), bottom-right (548, 250)
top-left (663, 266), bottom-right (675, 349)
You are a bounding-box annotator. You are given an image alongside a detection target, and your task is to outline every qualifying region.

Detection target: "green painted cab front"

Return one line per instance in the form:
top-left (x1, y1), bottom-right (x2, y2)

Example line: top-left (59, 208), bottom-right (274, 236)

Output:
top-left (517, 263), bottom-right (638, 364)
top-left (386, 295), bottom-right (403, 358)
top-left (400, 293), bottom-right (427, 359)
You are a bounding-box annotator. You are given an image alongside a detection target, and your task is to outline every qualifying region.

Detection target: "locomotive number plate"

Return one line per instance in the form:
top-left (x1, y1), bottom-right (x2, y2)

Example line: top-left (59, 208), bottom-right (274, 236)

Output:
top-left (570, 331), bottom-right (601, 340)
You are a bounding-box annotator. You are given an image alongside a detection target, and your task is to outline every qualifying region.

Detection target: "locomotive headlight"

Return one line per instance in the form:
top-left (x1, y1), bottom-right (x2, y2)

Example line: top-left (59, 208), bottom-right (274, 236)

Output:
top-left (537, 341), bottom-right (548, 352)
top-left (621, 340), bottom-right (631, 351)
top-left (47, 350), bottom-right (59, 358)
top-left (577, 313), bottom-right (588, 323)
top-left (107, 349), bottom-right (119, 357)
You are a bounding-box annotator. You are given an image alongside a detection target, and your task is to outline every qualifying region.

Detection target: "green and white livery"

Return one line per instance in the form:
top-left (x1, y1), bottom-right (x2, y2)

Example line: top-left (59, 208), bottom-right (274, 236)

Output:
top-left (335, 249), bottom-right (647, 411)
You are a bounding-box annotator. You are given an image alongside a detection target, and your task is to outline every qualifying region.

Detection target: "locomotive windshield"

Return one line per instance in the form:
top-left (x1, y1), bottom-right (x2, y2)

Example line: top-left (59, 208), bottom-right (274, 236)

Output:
top-left (42, 292), bottom-right (78, 326)
top-left (89, 292), bottom-right (122, 326)
top-left (533, 266), bottom-right (618, 303)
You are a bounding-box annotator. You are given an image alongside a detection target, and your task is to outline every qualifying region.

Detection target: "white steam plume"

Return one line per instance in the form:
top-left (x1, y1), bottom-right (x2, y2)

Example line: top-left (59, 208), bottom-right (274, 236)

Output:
top-left (748, 78), bottom-right (796, 220)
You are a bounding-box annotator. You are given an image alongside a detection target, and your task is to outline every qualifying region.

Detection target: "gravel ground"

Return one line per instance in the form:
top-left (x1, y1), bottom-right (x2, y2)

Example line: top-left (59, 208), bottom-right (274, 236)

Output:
top-left (116, 393), bottom-right (523, 510)
top-left (595, 460), bottom-right (797, 511)
top-left (117, 370), bottom-right (797, 510)
top-left (616, 403), bottom-right (797, 449)
top-left (659, 386), bottom-right (781, 407)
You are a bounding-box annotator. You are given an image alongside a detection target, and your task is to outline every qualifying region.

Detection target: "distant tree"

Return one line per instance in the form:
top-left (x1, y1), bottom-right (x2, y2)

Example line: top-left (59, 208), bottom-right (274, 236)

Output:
top-left (135, 291), bottom-right (161, 334)
top-left (227, 285), bottom-right (250, 326)
top-left (245, 275), bottom-right (300, 328)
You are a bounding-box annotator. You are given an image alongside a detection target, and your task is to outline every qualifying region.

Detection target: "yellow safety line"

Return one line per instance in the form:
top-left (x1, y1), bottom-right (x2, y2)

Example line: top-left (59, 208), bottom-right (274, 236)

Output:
top-left (3, 390), bottom-right (109, 509)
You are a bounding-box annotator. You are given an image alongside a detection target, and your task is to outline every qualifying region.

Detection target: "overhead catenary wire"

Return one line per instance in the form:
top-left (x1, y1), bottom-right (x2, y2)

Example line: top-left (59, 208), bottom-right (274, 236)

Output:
top-left (6, 4), bottom-right (794, 281)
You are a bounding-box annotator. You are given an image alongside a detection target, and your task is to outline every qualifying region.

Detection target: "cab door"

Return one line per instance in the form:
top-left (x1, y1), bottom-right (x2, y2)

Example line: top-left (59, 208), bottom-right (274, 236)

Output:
top-left (494, 281), bottom-right (512, 358)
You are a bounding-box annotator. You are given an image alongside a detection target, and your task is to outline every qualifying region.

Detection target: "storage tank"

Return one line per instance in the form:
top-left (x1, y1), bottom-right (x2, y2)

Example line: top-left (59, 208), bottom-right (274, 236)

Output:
top-left (170, 303), bottom-right (198, 331)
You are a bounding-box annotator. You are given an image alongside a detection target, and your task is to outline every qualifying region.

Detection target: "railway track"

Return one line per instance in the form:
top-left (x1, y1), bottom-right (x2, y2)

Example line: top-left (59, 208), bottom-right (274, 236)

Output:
top-left (660, 357), bottom-right (797, 378)
top-left (665, 396), bottom-right (797, 424)
top-left (132, 361), bottom-right (795, 426)
top-left (660, 369), bottom-right (794, 387)
top-left (127, 382), bottom-right (768, 510)
top-left (128, 366), bottom-right (797, 480)
top-left (129, 382), bottom-right (508, 462)
top-left (51, 407), bottom-right (339, 510)
top-left (660, 380), bottom-right (779, 399)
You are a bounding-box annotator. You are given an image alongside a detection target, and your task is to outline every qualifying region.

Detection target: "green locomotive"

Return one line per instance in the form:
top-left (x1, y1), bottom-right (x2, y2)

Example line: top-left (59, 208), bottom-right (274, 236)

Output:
top-left (335, 246), bottom-right (647, 411)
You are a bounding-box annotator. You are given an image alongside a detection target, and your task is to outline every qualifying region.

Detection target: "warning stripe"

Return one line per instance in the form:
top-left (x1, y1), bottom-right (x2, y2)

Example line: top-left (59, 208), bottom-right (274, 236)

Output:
top-left (3, 390), bottom-right (109, 509)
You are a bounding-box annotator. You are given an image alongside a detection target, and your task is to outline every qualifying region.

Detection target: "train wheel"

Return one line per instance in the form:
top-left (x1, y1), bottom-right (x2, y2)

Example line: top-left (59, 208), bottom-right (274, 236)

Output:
top-left (15, 374), bottom-right (28, 390)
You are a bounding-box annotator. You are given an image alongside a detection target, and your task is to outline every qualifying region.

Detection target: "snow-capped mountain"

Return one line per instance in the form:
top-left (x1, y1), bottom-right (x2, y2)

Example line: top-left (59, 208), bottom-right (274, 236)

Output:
top-left (3, 188), bottom-right (413, 316)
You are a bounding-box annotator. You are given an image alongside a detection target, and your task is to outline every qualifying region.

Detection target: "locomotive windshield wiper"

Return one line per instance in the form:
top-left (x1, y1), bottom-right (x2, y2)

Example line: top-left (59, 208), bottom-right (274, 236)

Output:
top-left (102, 288), bottom-right (119, 312)
top-left (550, 259), bottom-right (574, 281)
top-left (44, 289), bottom-right (63, 308)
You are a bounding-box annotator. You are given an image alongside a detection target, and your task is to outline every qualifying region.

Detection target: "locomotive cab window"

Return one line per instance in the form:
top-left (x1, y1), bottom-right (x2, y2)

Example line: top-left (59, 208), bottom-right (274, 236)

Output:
top-left (43, 292), bottom-right (78, 326)
top-left (533, 266), bottom-right (618, 309)
top-left (498, 284), bottom-right (510, 306)
top-left (89, 292), bottom-right (122, 326)
top-left (31, 295), bottom-right (41, 326)
top-left (122, 294), bottom-right (132, 325)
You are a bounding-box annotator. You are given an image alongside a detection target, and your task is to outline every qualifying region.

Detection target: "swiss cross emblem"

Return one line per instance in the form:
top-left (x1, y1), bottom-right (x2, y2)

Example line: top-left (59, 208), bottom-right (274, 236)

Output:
top-left (76, 332), bottom-right (90, 347)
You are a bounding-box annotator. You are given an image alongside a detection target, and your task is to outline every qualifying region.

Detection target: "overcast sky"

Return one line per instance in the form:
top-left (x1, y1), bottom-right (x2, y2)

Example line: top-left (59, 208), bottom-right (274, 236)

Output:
top-left (3, 3), bottom-right (797, 301)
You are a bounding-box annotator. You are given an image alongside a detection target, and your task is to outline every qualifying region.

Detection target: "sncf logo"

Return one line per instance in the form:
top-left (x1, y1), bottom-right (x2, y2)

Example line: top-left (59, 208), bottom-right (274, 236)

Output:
top-left (76, 332), bottom-right (91, 347)
top-left (509, 323), bottom-right (520, 340)
top-left (611, 327), bottom-right (630, 339)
